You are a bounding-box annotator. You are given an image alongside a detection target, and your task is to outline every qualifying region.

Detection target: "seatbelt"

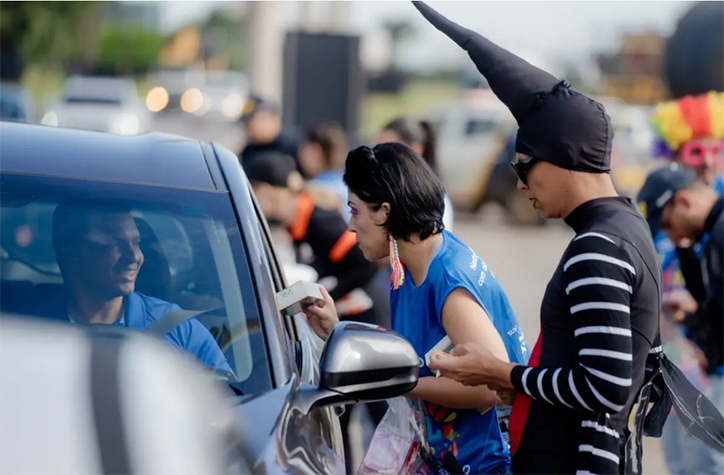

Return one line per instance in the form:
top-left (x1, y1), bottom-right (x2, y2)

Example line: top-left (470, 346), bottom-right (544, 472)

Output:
top-left (144, 307), bottom-right (220, 338)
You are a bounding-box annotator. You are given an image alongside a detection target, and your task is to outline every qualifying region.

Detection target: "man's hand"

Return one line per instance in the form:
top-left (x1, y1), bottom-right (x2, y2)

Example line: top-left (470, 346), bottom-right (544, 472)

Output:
top-left (663, 289), bottom-right (698, 322)
top-left (428, 343), bottom-right (515, 389)
top-left (302, 284), bottom-right (339, 340)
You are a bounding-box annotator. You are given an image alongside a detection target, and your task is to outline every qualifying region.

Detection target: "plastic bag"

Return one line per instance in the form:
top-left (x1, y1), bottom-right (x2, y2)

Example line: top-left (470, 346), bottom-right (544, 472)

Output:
top-left (358, 398), bottom-right (444, 475)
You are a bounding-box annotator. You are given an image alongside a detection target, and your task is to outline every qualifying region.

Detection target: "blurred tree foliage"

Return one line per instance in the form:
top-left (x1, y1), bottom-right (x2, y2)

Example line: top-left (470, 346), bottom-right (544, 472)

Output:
top-left (199, 9), bottom-right (249, 71)
top-left (1, 2), bottom-right (164, 78)
top-left (0, 1), bottom-right (101, 72)
top-left (96, 25), bottom-right (165, 75)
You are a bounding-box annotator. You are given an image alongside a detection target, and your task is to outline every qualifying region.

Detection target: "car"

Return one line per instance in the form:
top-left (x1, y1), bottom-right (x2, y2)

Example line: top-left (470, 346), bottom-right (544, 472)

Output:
top-left (0, 122), bottom-right (419, 474)
top-left (40, 75), bottom-right (152, 135)
top-left (146, 68), bottom-right (248, 121)
top-left (0, 316), bottom-right (255, 474)
top-left (0, 82), bottom-right (37, 124)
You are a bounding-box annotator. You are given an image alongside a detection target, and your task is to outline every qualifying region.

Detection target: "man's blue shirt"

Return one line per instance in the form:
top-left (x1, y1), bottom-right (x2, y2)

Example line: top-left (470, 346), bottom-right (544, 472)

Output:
top-left (27, 290), bottom-right (230, 372)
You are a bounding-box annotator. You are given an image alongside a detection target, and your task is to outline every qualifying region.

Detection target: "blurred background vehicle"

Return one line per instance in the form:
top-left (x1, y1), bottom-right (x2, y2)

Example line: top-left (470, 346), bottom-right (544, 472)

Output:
top-left (147, 68), bottom-right (248, 121)
top-left (40, 75), bottom-right (152, 135)
top-left (0, 82), bottom-right (36, 124)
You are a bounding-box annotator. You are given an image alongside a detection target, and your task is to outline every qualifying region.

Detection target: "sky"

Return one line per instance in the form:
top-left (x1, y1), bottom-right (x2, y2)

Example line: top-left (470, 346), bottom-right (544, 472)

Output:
top-left (157, 1), bottom-right (691, 70)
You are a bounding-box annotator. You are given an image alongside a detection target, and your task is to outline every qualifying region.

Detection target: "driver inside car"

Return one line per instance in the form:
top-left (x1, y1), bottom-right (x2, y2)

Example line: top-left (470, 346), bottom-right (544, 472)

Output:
top-left (26, 199), bottom-right (231, 373)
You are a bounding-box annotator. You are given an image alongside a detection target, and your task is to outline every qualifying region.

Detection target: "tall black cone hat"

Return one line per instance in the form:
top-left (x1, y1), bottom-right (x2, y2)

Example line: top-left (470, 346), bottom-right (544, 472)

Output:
top-left (412, 1), bottom-right (559, 123)
top-left (412, 1), bottom-right (613, 173)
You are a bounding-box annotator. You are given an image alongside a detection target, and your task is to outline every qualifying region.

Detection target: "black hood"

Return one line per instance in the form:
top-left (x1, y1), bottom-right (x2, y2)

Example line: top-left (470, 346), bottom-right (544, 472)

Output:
top-left (412, 1), bottom-right (613, 173)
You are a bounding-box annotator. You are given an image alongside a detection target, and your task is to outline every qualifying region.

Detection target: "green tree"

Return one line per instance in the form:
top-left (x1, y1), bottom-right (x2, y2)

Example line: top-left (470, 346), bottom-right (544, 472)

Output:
top-left (96, 25), bottom-right (165, 75)
top-left (0, 1), bottom-right (101, 72)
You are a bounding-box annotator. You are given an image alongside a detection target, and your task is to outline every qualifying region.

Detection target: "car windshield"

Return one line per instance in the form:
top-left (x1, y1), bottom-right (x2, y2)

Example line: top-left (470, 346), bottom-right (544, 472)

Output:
top-left (0, 173), bottom-right (271, 394)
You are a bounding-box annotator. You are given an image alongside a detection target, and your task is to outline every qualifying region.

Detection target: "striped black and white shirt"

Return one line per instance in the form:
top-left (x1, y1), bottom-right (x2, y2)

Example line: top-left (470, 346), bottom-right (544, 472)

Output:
top-left (508, 197), bottom-right (661, 475)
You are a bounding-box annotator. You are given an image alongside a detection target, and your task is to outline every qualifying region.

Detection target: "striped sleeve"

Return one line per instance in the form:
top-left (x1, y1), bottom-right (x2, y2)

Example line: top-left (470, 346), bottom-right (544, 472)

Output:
top-left (511, 232), bottom-right (636, 414)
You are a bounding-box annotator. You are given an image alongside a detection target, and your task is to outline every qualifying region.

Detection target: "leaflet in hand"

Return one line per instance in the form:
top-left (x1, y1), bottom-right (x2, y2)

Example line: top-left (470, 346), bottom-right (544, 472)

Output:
top-left (424, 335), bottom-right (454, 377)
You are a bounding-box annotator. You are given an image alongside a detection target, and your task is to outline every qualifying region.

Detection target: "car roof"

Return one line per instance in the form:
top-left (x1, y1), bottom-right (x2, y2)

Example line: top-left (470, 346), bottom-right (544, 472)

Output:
top-left (0, 122), bottom-right (219, 191)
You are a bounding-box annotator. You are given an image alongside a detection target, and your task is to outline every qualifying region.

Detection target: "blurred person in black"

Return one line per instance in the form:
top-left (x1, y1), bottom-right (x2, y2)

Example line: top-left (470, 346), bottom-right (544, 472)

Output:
top-left (243, 152), bottom-right (391, 471)
top-left (638, 167), bottom-right (724, 473)
top-left (377, 117), bottom-right (454, 232)
top-left (238, 94), bottom-right (301, 170)
top-left (414, 2), bottom-right (661, 474)
top-left (298, 122), bottom-right (351, 222)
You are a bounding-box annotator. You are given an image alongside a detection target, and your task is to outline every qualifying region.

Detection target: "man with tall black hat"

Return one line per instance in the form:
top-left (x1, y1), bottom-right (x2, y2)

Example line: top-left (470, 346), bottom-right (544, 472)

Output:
top-left (415, 2), bottom-right (662, 474)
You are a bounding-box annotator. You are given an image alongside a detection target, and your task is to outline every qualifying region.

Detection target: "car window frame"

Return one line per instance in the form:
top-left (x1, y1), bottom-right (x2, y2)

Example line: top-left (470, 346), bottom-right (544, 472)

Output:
top-left (0, 172), bottom-right (273, 392)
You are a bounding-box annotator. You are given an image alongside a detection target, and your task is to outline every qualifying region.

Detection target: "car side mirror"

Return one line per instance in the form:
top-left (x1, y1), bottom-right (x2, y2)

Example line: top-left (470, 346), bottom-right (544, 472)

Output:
top-left (294, 321), bottom-right (419, 414)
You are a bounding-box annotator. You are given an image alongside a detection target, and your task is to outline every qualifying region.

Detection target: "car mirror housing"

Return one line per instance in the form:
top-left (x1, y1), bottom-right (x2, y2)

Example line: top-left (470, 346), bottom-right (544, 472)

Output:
top-left (294, 321), bottom-right (419, 414)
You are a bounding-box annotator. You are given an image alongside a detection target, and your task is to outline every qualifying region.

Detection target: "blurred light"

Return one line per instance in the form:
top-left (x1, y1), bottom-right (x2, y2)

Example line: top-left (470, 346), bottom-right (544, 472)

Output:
top-left (193, 93), bottom-right (212, 116)
top-left (221, 93), bottom-right (244, 119)
top-left (180, 88), bottom-right (204, 114)
top-left (111, 114), bottom-right (140, 136)
top-left (41, 111), bottom-right (58, 127)
top-left (146, 87), bottom-right (169, 113)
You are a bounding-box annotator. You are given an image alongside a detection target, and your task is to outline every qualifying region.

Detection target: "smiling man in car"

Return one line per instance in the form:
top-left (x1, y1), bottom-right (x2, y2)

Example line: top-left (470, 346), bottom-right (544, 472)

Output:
top-left (29, 199), bottom-right (231, 373)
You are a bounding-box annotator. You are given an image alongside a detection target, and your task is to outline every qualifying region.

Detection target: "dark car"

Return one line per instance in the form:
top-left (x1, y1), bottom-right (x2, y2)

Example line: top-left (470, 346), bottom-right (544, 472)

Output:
top-left (0, 122), bottom-right (419, 473)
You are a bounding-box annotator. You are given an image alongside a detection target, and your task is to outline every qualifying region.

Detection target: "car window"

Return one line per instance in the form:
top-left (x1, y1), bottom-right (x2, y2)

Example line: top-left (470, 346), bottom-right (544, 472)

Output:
top-left (0, 173), bottom-right (271, 394)
top-left (464, 117), bottom-right (496, 137)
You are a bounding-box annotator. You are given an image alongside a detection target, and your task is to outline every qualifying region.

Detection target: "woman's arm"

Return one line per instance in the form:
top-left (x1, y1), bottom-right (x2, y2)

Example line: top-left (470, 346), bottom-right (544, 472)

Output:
top-left (408, 288), bottom-right (509, 409)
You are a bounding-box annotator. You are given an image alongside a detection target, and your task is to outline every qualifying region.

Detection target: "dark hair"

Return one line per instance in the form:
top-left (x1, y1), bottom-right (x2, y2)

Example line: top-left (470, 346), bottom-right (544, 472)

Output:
top-left (52, 199), bottom-right (134, 268)
top-left (383, 117), bottom-right (438, 175)
top-left (304, 122), bottom-right (348, 169)
top-left (343, 143), bottom-right (445, 241)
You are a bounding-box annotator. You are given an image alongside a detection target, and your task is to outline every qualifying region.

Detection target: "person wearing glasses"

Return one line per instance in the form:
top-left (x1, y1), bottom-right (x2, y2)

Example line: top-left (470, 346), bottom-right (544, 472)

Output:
top-left (412, 3), bottom-right (661, 474)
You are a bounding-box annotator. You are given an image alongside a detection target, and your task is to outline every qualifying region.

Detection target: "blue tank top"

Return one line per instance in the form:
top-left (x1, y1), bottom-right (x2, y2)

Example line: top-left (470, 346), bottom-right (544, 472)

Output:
top-left (390, 230), bottom-right (529, 474)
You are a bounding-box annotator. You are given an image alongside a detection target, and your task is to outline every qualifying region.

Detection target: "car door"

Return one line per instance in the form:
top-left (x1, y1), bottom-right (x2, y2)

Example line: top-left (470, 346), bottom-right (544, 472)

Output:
top-left (246, 180), bottom-right (346, 461)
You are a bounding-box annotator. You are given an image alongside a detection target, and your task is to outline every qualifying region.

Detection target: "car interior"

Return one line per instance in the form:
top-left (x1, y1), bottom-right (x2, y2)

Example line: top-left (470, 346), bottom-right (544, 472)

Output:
top-left (0, 197), bottom-right (271, 393)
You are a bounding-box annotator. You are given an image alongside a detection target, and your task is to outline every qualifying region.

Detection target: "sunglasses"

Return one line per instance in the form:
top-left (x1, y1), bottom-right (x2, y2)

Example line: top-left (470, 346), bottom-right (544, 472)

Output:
top-left (510, 155), bottom-right (539, 185)
top-left (679, 141), bottom-right (724, 168)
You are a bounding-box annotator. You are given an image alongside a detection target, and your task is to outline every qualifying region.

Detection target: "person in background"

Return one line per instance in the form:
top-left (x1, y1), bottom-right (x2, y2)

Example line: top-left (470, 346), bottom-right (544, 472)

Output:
top-left (242, 153), bottom-right (390, 473)
top-left (344, 142), bottom-right (529, 474)
top-left (378, 117), bottom-right (454, 232)
top-left (299, 122), bottom-right (351, 222)
top-left (643, 92), bottom-right (724, 475)
top-left (238, 94), bottom-right (301, 171)
top-left (650, 92), bottom-right (724, 315)
top-left (638, 167), bottom-right (724, 474)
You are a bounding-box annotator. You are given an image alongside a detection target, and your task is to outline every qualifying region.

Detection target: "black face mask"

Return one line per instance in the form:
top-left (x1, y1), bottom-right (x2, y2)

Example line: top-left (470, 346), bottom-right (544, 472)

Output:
top-left (266, 218), bottom-right (284, 227)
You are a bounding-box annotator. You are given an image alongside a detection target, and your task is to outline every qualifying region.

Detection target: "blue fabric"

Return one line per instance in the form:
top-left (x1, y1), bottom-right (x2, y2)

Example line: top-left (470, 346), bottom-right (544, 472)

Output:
top-left (310, 170), bottom-right (350, 222)
top-left (26, 290), bottom-right (231, 372)
top-left (390, 230), bottom-right (529, 475)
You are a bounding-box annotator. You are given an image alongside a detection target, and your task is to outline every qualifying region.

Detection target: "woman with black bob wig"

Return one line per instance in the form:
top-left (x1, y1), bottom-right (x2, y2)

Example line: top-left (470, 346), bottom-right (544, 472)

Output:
top-left (344, 143), bottom-right (529, 474)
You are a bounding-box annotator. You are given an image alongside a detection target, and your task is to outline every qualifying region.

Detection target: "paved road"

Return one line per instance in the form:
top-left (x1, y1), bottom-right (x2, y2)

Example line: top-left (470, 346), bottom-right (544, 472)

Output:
top-left (154, 112), bottom-right (670, 475)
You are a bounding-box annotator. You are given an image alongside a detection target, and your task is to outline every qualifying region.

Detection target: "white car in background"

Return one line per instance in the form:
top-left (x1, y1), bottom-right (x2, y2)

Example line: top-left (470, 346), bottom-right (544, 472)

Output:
top-left (146, 69), bottom-right (248, 122)
top-left (429, 89), bottom-right (517, 211)
top-left (41, 76), bottom-right (152, 135)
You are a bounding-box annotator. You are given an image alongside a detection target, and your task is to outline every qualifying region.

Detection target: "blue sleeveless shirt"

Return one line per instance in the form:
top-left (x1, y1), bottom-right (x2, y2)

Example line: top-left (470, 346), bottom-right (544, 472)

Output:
top-left (390, 230), bottom-right (529, 474)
